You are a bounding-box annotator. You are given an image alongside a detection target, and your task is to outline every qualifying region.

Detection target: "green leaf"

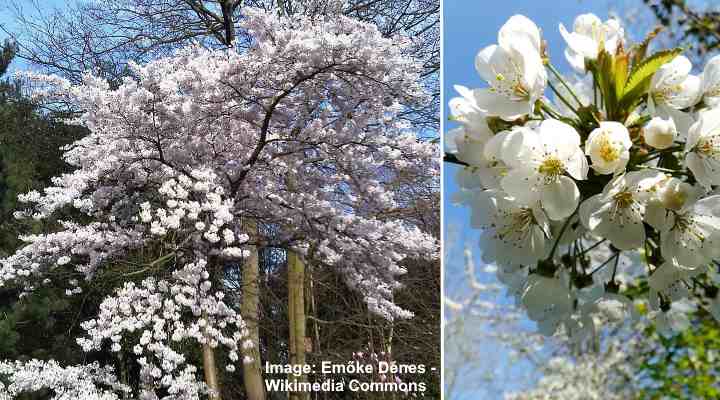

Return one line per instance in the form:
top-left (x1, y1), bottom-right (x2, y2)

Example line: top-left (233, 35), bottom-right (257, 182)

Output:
top-left (619, 48), bottom-right (682, 110)
top-left (631, 26), bottom-right (664, 67)
top-left (614, 51), bottom-right (630, 101)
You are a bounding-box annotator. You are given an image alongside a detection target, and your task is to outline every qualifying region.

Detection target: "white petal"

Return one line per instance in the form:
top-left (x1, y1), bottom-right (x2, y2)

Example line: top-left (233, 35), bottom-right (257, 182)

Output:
top-left (603, 209), bottom-right (645, 250)
top-left (699, 106), bottom-right (720, 138)
top-left (665, 74), bottom-right (702, 109)
top-left (694, 195), bottom-right (720, 218)
top-left (702, 55), bottom-right (720, 94)
top-left (652, 55), bottom-right (691, 90)
top-left (454, 167), bottom-right (484, 190)
top-left (470, 191), bottom-right (497, 228)
top-left (559, 23), bottom-right (598, 59)
top-left (579, 194), bottom-right (603, 230)
top-left (564, 48), bottom-right (587, 73)
top-left (499, 15), bottom-right (541, 53)
top-left (655, 104), bottom-right (694, 139)
top-left (445, 126), bottom-right (461, 154)
top-left (539, 119), bottom-right (581, 152)
top-left (454, 84), bottom-right (475, 102)
top-left (529, 225), bottom-right (550, 261)
top-left (453, 132), bottom-right (489, 165)
top-left (686, 152), bottom-right (713, 189)
top-left (644, 200), bottom-right (668, 230)
top-left (685, 117), bottom-right (703, 151)
top-left (644, 116), bottom-right (677, 150)
top-left (501, 167), bottom-right (541, 205)
top-left (541, 176), bottom-right (579, 220)
top-left (565, 148), bottom-right (589, 180)
top-left (484, 130), bottom-right (510, 161)
top-left (662, 229), bottom-right (707, 268)
top-left (508, 40), bottom-right (546, 96)
top-left (472, 88), bottom-right (533, 121)
top-left (498, 127), bottom-right (541, 169)
top-left (474, 44), bottom-right (500, 84)
top-left (532, 204), bottom-right (552, 239)
top-left (573, 13), bottom-right (602, 36)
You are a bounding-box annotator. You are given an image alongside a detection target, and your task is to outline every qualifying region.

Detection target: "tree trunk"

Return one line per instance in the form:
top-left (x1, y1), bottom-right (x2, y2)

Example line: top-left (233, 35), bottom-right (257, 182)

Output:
top-left (203, 342), bottom-right (222, 400)
top-left (220, 0), bottom-right (236, 46)
top-left (242, 221), bottom-right (266, 400)
top-left (287, 251), bottom-right (307, 400)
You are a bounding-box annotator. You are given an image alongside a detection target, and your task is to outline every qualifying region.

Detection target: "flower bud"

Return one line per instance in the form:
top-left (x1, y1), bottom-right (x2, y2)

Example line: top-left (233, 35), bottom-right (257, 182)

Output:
top-left (644, 117), bottom-right (676, 149)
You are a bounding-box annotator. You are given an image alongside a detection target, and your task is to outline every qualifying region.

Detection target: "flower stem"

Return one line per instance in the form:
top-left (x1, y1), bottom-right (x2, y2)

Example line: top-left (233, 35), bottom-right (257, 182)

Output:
top-left (547, 209), bottom-right (577, 261)
top-left (637, 165), bottom-right (688, 176)
top-left (547, 62), bottom-right (583, 107)
top-left (539, 101), bottom-right (563, 120)
top-left (610, 251), bottom-right (620, 282)
top-left (577, 238), bottom-right (607, 257)
top-left (444, 153), bottom-right (469, 166)
top-left (547, 80), bottom-right (581, 118)
top-left (633, 145), bottom-right (683, 165)
top-left (590, 252), bottom-right (619, 276)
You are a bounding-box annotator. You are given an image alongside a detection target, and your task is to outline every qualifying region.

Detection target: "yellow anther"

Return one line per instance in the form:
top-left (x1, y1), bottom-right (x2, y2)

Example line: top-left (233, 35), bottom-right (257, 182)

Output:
top-left (598, 135), bottom-right (620, 162)
top-left (538, 157), bottom-right (564, 178)
top-left (613, 191), bottom-right (634, 209)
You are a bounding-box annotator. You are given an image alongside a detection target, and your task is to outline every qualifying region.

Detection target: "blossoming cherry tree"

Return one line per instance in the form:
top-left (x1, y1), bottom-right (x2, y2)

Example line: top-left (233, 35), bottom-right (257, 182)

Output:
top-left (0, 7), bottom-right (438, 399)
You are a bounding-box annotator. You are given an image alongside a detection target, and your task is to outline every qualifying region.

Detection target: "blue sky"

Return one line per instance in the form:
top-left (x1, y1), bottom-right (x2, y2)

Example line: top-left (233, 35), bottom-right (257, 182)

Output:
top-left (442, 0), bottom-right (654, 398)
top-left (0, 0), bottom-right (68, 72)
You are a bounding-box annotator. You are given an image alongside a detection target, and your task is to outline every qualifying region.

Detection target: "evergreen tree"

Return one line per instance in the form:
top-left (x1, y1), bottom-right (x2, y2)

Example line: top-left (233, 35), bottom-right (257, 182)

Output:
top-left (0, 40), bottom-right (88, 368)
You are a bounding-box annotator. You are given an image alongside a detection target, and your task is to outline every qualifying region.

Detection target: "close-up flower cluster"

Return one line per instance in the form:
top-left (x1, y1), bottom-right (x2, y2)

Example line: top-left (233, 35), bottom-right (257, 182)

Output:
top-left (447, 12), bottom-right (720, 339)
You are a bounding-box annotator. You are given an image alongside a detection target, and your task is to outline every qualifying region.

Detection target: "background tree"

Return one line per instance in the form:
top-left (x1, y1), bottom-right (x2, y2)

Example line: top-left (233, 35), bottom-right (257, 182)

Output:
top-left (0, 40), bottom-right (89, 374)
top-left (643, 0), bottom-right (720, 63)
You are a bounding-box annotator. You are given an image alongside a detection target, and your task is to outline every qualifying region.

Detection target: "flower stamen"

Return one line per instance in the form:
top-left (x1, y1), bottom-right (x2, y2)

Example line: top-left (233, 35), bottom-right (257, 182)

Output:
top-left (598, 135), bottom-right (620, 162)
top-left (538, 157), bottom-right (565, 181)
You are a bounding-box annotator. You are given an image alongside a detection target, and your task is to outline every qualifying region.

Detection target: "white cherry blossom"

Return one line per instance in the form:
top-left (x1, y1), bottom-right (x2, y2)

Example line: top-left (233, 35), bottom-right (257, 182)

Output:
top-left (701, 54), bottom-right (720, 107)
top-left (580, 171), bottom-right (665, 250)
top-left (0, 360), bottom-right (128, 400)
top-left (471, 190), bottom-right (552, 266)
top-left (660, 194), bottom-right (720, 268)
top-left (585, 121), bottom-right (632, 175)
top-left (448, 10), bottom-right (720, 351)
top-left (648, 260), bottom-right (704, 301)
top-left (501, 119), bottom-right (588, 220)
top-left (448, 125), bottom-right (529, 193)
top-left (473, 15), bottom-right (547, 120)
top-left (521, 274), bottom-right (573, 335)
top-left (644, 177), bottom-right (705, 230)
top-left (559, 13), bottom-right (624, 73)
top-left (648, 55), bottom-right (702, 134)
top-left (686, 106), bottom-right (720, 188)
top-left (449, 84), bottom-right (493, 134)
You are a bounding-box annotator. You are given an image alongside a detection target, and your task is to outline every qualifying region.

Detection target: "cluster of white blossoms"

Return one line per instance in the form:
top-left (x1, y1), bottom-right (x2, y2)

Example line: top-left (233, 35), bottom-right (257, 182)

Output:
top-left (5, 5), bottom-right (437, 320)
top-left (77, 259), bottom-right (251, 399)
top-left (0, 360), bottom-right (129, 400)
top-left (137, 169), bottom-right (251, 259)
top-left (448, 13), bottom-right (720, 339)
